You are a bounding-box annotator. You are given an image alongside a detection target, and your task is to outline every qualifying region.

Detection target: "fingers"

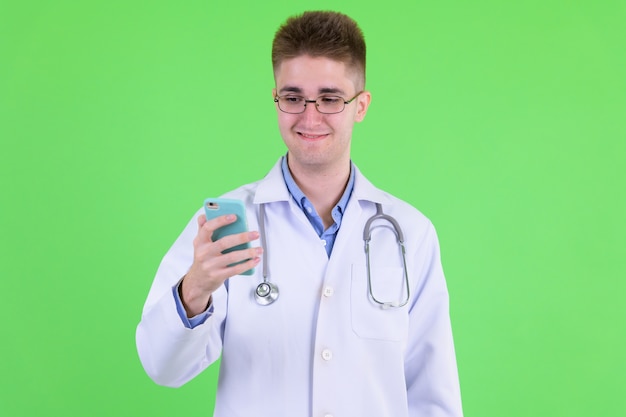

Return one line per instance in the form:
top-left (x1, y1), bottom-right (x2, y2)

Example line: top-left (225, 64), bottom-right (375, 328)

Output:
top-left (197, 246), bottom-right (262, 278)
top-left (195, 213), bottom-right (259, 251)
top-left (220, 245), bottom-right (263, 269)
top-left (182, 213), bottom-right (261, 316)
top-left (196, 213), bottom-right (237, 244)
top-left (224, 255), bottom-right (262, 276)
top-left (206, 246), bottom-right (262, 279)
top-left (185, 244), bottom-right (262, 295)
top-left (212, 231), bottom-right (260, 255)
top-left (190, 212), bottom-right (262, 282)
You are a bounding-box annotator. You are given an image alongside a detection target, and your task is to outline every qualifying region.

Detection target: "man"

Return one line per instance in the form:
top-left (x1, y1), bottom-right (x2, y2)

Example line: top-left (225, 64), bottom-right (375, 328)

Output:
top-left (137, 10), bottom-right (463, 417)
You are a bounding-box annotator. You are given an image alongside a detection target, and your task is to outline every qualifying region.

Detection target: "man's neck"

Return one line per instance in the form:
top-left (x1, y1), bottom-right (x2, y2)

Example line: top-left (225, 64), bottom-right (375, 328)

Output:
top-left (287, 159), bottom-right (351, 229)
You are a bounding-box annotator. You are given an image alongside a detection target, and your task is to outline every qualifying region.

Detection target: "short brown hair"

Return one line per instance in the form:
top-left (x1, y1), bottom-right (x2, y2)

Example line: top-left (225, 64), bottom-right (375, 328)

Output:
top-left (272, 11), bottom-right (366, 88)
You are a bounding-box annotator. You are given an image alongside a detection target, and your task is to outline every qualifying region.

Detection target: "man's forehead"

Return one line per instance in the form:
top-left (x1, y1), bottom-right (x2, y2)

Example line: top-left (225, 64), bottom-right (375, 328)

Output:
top-left (273, 56), bottom-right (364, 92)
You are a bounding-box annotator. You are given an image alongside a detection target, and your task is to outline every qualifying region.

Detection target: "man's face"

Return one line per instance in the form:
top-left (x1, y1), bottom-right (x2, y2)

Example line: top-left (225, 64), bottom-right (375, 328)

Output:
top-left (273, 55), bottom-right (371, 174)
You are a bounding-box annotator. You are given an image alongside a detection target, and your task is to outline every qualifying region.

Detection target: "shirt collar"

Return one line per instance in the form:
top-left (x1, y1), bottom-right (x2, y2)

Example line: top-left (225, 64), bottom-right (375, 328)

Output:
top-left (253, 156), bottom-right (391, 206)
top-left (280, 154), bottom-right (355, 216)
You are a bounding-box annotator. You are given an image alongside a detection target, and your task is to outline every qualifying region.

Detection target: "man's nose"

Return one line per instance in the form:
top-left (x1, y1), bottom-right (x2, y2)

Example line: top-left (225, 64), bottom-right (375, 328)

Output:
top-left (302, 101), bottom-right (323, 122)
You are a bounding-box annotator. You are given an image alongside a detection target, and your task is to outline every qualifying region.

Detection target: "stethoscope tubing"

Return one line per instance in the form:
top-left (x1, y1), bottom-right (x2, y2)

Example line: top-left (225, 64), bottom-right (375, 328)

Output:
top-left (255, 202), bottom-right (409, 308)
top-left (364, 204), bottom-right (410, 308)
top-left (255, 204), bottom-right (279, 305)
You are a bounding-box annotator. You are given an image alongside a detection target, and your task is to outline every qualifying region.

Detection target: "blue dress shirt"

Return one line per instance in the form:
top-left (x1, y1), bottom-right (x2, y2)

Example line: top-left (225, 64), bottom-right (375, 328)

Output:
top-left (280, 155), bottom-right (355, 257)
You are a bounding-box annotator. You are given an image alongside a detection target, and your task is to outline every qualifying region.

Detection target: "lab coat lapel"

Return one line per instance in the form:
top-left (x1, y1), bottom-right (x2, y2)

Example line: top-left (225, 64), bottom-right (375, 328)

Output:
top-left (329, 165), bottom-right (391, 264)
top-left (253, 157), bottom-right (328, 257)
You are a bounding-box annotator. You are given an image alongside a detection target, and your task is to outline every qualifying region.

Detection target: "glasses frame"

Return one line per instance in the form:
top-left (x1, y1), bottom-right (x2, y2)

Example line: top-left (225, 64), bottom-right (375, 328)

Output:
top-left (274, 91), bottom-right (364, 114)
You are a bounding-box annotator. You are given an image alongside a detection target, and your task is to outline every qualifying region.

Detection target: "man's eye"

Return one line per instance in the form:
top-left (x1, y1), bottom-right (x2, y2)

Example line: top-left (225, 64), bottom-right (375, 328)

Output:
top-left (284, 96), bottom-right (303, 103)
top-left (320, 97), bottom-right (341, 104)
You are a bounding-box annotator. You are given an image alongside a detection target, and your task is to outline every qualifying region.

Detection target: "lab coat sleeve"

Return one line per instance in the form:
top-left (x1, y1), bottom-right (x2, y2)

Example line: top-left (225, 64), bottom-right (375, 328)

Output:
top-left (405, 222), bottom-right (464, 416)
top-left (135, 212), bottom-right (227, 388)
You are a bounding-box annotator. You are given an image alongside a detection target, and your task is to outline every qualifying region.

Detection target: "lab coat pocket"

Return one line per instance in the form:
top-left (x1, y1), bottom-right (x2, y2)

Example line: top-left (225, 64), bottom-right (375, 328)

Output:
top-left (350, 264), bottom-right (409, 342)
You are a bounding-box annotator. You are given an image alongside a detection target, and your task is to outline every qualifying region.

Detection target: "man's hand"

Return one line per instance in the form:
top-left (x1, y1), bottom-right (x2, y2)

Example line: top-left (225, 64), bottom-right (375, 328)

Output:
top-left (180, 213), bottom-right (262, 317)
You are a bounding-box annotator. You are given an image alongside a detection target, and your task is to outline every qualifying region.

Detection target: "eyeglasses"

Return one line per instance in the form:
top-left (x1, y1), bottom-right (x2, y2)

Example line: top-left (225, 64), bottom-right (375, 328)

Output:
top-left (274, 91), bottom-right (363, 114)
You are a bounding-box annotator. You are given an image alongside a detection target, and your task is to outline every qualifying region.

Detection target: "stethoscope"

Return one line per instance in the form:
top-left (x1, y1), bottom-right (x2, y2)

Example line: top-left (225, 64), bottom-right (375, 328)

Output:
top-left (254, 203), bottom-right (410, 309)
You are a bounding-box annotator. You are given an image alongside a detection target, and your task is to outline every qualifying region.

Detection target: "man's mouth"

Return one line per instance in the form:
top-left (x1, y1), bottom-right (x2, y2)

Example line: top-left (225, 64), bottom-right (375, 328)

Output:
top-left (298, 132), bottom-right (328, 140)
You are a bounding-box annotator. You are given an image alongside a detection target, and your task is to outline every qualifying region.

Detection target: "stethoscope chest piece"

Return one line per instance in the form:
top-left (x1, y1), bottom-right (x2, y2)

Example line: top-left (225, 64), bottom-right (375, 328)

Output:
top-left (254, 282), bottom-right (279, 306)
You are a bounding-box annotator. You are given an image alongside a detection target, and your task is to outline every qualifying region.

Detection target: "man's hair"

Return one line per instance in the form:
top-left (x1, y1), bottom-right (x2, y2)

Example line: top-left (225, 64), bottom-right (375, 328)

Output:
top-left (272, 11), bottom-right (366, 89)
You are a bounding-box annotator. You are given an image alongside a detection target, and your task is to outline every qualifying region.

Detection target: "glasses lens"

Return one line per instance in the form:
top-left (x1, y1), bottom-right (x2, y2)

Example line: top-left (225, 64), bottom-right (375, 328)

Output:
top-left (276, 95), bottom-right (348, 114)
top-left (317, 96), bottom-right (344, 114)
top-left (279, 96), bottom-right (305, 113)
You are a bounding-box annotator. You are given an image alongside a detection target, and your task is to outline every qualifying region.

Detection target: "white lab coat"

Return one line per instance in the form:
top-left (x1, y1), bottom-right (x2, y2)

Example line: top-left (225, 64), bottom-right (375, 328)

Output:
top-left (136, 158), bottom-right (463, 417)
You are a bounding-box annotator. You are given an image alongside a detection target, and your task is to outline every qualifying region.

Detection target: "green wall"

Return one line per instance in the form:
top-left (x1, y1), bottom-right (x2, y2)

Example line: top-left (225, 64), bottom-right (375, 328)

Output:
top-left (1, 1), bottom-right (624, 416)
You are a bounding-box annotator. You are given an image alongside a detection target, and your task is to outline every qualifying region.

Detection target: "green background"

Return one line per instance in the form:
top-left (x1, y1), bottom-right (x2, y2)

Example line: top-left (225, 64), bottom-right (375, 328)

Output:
top-left (1, 0), bottom-right (624, 416)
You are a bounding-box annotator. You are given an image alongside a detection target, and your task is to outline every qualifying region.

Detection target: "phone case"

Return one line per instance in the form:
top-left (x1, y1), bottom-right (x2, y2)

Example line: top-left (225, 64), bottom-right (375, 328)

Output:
top-left (203, 198), bottom-right (254, 275)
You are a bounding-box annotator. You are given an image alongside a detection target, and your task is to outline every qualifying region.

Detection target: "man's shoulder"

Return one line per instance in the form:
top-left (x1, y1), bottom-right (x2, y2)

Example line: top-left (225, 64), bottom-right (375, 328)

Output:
top-left (220, 157), bottom-right (292, 207)
top-left (355, 169), bottom-right (432, 226)
top-left (381, 190), bottom-right (432, 226)
top-left (220, 179), bottom-right (263, 204)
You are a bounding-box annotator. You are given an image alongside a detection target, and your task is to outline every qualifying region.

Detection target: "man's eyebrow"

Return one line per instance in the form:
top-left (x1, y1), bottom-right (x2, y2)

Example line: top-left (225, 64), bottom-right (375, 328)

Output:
top-left (278, 86), bottom-right (303, 94)
top-left (278, 86), bottom-right (346, 95)
top-left (318, 87), bottom-right (345, 95)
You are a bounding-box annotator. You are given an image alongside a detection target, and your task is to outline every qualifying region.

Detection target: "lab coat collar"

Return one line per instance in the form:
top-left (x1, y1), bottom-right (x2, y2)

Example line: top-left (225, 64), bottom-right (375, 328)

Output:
top-left (253, 157), bottom-right (391, 206)
top-left (253, 157), bottom-right (292, 204)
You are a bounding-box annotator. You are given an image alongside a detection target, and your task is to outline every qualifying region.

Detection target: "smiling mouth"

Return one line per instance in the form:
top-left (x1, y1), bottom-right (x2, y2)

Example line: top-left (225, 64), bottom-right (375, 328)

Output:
top-left (298, 132), bottom-right (329, 140)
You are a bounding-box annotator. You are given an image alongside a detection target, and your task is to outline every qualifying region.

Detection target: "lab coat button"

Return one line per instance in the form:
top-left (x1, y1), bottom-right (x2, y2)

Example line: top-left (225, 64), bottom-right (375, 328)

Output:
top-left (323, 286), bottom-right (334, 297)
top-left (321, 349), bottom-right (333, 361)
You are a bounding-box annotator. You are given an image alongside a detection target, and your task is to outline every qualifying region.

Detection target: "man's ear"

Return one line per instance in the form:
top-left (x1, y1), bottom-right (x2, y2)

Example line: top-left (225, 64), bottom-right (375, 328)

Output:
top-left (355, 91), bottom-right (372, 122)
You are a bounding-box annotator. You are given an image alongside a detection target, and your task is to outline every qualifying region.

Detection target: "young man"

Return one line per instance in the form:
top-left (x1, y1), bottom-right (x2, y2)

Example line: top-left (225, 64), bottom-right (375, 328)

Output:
top-left (137, 11), bottom-right (463, 417)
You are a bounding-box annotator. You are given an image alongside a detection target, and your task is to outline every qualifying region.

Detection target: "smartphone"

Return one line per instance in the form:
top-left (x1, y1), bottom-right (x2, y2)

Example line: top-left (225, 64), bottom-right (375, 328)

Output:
top-left (203, 198), bottom-right (254, 275)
